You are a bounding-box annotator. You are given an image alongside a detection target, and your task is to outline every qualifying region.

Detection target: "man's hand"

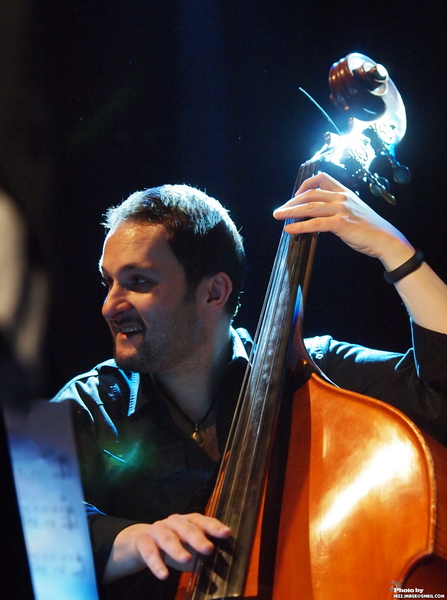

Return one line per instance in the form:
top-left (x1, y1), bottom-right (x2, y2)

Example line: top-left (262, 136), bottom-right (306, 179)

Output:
top-left (103, 513), bottom-right (232, 584)
top-left (273, 172), bottom-right (414, 270)
top-left (274, 171), bottom-right (447, 335)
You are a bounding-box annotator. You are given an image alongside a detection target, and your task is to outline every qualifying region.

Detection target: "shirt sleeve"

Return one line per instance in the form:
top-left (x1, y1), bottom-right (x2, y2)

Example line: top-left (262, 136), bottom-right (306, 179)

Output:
top-left (305, 321), bottom-right (447, 446)
top-left (52, 368), bottom-right (137, 579)
top-left (85, 503), bottom-right (137, 579)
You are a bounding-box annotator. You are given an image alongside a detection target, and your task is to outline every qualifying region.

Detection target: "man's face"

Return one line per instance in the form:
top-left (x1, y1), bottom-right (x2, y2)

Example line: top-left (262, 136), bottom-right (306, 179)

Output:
top-left (99, 221), bottom-right (204, 374)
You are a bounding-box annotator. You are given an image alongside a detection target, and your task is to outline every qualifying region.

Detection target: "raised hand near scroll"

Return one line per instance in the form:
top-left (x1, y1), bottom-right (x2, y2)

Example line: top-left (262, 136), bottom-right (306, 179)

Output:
top-left (273, 171), bottom-right (413, 268)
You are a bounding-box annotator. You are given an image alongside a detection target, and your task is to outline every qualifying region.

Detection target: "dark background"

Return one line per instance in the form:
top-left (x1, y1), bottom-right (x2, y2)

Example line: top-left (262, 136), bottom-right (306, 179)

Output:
top-left (1, 0), bottom-right (446, 395)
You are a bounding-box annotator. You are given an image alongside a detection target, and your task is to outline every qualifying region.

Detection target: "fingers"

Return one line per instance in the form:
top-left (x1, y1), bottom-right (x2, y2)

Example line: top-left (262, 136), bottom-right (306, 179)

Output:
top-left (186, 513), bottom-right (232, 540)
top-left (274, 190), bottom-right (345, 221)
top-left (295, 171), bottom-right (346, 194)
top-left (273, 172), bottom-right (350, 222)
top-left (271, 171), bottom-right (403, 257)
top-left (136, 514), bottom-right (231, 580)
top-left (134, 528), bottom-right (172, 580)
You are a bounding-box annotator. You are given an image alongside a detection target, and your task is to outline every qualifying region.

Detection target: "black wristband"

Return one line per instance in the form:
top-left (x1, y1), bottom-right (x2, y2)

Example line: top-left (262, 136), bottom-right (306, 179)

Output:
top-left (384, 249), bottom-right (424, 284)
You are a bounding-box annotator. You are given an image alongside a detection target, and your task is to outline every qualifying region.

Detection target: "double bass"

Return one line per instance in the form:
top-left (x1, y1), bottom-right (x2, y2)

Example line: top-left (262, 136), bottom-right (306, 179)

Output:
top-left (177, 53), bottom-right (447, 599)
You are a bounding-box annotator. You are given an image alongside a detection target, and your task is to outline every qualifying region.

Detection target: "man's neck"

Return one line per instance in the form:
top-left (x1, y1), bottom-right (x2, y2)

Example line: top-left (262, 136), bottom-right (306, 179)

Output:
top-left (153, 323), bottom-right (232, 423)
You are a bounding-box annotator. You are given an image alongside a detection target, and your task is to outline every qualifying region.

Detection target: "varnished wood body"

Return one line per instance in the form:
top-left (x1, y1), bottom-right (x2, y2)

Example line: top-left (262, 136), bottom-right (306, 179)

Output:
top-left (405, 431), bottom-right (447, 592)
top-left (266, 373), bottom-right (447, 599)
top-left (177, 372), bottom-right (447, 600)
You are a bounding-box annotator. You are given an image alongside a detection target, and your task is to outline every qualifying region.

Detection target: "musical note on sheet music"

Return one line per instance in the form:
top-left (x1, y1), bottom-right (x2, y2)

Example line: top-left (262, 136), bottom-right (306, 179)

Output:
top-left (3, 401), bottom-right (99, 600)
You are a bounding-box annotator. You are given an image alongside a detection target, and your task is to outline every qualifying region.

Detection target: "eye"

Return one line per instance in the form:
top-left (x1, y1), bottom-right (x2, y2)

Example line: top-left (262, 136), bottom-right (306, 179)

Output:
top-left (126, 275), bottom-right (156, 292)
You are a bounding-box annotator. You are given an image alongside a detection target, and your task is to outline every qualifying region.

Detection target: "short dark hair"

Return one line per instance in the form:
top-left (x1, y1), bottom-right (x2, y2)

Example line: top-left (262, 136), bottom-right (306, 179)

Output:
top-left (103, 184), bottom-right (245, 317)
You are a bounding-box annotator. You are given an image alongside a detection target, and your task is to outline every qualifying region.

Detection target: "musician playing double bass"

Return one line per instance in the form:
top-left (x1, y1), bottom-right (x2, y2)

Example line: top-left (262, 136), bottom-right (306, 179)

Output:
top-left (53, 172), bottom-right (447, 600)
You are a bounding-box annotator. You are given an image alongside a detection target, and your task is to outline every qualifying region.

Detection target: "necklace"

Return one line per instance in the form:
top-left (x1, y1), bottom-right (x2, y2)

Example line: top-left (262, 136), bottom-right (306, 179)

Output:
top-left (190, 400), bottom-right (216, 445)
top-left (150, 375), bottom-right (216, 446)
top-left (169, 398), bottom-right (216, 446)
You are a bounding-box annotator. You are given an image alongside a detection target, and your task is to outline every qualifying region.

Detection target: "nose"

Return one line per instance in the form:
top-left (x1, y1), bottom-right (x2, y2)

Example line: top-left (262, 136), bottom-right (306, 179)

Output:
top-left (102, 284), bottom-right (132, 321)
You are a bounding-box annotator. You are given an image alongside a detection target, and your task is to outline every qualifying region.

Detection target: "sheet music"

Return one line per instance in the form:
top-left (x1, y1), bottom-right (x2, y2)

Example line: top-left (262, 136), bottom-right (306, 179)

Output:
top-left (3, 401), bottom-right (99, 600)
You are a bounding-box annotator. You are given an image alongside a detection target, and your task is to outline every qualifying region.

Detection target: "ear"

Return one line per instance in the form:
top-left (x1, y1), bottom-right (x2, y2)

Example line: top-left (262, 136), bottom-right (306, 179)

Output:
top-left (199, 272), bottom-right (233, 312)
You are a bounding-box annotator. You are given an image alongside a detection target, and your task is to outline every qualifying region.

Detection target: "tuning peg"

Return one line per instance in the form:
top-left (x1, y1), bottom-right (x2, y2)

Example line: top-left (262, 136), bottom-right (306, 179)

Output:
top-left (368, 175), bottom-right (397, 205)
top-left (392, 163), bottom-right (411, 185)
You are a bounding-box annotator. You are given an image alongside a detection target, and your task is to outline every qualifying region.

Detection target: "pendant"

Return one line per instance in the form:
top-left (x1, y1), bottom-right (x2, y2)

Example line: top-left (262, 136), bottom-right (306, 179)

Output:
top-left (191, 428), bottom-right (204, 445)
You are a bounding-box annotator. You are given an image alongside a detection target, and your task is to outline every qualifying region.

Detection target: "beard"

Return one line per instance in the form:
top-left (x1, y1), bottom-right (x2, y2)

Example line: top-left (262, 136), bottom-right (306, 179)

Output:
top-left (112, 298), bottom-right (204, 375)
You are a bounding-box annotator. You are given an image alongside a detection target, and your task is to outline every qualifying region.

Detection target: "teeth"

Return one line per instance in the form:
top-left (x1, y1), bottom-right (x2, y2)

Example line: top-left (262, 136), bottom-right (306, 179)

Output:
top-left (119, 326), bottom-right (141, 333)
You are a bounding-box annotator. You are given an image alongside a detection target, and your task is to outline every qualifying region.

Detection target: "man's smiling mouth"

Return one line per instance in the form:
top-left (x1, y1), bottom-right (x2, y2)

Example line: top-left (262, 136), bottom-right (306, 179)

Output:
top-left (114, 323), bottom-right (143, 337)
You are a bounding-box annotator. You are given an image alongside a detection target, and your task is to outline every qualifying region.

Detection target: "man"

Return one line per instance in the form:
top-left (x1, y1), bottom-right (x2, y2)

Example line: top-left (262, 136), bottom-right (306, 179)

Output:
top-left (53, 172), bottom-right (447, 599)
